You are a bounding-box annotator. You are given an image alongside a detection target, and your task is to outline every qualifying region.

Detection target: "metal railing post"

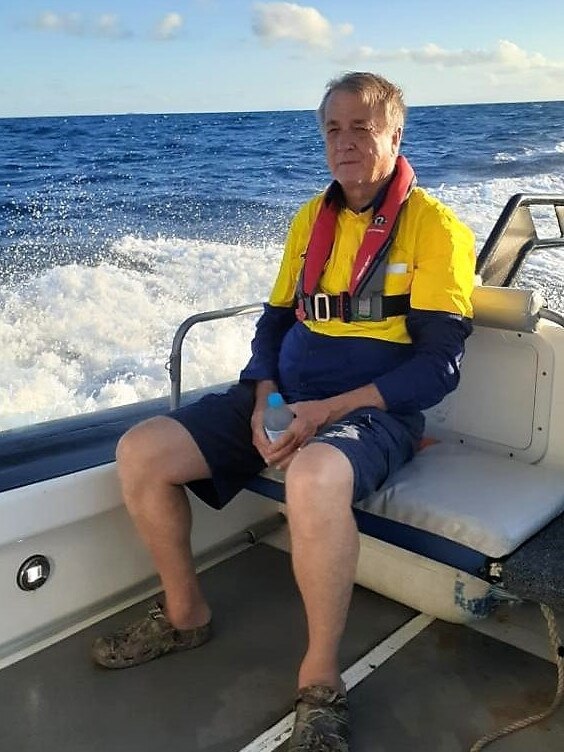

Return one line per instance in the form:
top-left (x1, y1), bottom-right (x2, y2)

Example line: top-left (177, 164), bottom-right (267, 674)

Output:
top-left (168, 302), bottom-right (264, 409)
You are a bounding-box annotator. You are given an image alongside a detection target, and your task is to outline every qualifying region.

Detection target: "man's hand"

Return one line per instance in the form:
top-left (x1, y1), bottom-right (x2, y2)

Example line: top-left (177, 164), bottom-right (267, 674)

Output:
top-left (250, 404), bottom-right (273, 461)
top-left (251, 381), bottom-right (386, 469)
top-left (260, 399), bottom-right (332, 469)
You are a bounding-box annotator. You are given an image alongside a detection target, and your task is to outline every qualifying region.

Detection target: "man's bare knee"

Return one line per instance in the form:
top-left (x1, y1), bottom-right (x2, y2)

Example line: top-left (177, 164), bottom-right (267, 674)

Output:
top-left (285, 444), bottom-right (354, 534)
top-left (286, 444), bottom-right (352, 500)
top-left (116, 415), bottom-right (211, 487)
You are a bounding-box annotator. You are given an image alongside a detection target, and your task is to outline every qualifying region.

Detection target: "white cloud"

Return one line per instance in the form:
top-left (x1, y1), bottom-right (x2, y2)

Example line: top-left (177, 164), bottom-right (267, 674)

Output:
top-left (250, 7), bottom-right (561, 77)
top-left (411, 43), bottom-right (493, 66)
top-left (154, 12), bottom-right (184, 41)
top-left (33, 12), bottom-right (83, 35)
top-left (495, 39), bottom-right (563, 72)
top-left (340, 39), bottom-right (564, 74)
top-left (343, 42), bottom-right (493, 67)
top-left (252, 2), bottom-right (352, 50)
top-left (336, 23), bottom-right (353, 37)
top-left (30, 12), bottom-right (130, 39)
top-left (95, 14), bottom-right (130, 39)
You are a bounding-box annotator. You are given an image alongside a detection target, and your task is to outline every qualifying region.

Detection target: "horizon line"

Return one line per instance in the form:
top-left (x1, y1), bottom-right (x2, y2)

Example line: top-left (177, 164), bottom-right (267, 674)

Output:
top-left (2, 98), bottom-right (563, 122)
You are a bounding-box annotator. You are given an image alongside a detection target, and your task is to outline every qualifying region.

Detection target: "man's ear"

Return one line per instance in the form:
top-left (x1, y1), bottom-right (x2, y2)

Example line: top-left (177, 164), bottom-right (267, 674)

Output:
top-left (392, 126), bottom-right (403, 155)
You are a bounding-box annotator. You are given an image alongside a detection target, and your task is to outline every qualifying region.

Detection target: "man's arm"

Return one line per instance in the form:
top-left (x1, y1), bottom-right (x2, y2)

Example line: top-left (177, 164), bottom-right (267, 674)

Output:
top-left (239, 201), bottom-right (315, 385)
top-left (373, 198), bottom-right (475, 413)
top-left (374, 310), bottom-right (472, 413)
top-left (239, 304), bottom-right (296, 384)
top-left (265, 311), bottom-right (470, 468)
top-left (317, 312), bottom-right (472, 417)
top-left (240, 202), bottom-right (317, 460)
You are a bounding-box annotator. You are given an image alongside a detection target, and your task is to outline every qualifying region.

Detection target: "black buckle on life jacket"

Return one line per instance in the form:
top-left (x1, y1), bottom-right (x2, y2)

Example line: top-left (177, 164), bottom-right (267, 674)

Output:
top-left (296, 290), bottom-right (408, 323)
top-left (297, 292), bottom-right (353, 322)
top-left (339, 292), bottom-right (352, 323)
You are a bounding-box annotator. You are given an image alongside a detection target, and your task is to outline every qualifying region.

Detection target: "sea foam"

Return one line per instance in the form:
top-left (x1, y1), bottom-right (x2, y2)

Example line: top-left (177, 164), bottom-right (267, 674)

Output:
top-left (0, 236), bottom-right (280, 430)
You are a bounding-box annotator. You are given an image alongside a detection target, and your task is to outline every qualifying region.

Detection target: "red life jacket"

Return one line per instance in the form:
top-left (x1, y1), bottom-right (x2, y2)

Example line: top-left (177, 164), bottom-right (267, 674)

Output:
top-left (296, 155), bottom-right (415, 323)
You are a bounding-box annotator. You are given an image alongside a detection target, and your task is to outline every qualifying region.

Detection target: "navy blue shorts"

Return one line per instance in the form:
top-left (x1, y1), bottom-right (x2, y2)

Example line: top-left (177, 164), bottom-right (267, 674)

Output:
top-left (169, 382), bottom-right (422, 510)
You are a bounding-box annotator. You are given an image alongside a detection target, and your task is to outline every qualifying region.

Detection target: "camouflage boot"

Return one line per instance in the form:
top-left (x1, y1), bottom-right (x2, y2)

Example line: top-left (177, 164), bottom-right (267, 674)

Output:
top-left (91, 602), bottom-right (212, 669)
top-left (288, 685), bottom-right (349, 751)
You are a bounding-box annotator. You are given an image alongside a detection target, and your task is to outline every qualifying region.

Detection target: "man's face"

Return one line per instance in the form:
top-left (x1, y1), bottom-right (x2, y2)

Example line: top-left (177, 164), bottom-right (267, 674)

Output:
top-left (323, 90), bottom-right (402, 192)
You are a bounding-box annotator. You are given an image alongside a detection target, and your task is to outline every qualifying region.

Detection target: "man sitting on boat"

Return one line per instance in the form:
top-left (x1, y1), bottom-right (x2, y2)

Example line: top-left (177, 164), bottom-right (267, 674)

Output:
top-left (92, 72), bottom-right (475, 751)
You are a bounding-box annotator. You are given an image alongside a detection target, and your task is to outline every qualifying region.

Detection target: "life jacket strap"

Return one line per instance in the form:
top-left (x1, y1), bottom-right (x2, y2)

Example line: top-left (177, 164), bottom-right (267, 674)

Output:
top-left (294, 156), bottom-right (416, 325)
top-left (297, 291), bottom-right (410, 323)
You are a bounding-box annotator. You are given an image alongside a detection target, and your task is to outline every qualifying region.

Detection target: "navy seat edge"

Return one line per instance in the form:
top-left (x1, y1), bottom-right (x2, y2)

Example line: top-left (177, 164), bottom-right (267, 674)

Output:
top-left (244, 475), bottom-right (490, 579)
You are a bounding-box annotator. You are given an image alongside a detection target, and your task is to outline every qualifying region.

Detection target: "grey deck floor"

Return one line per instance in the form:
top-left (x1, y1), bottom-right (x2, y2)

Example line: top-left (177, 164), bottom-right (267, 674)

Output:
top-left (0, 544), bottom-right (414, 752)
top-left (325, 621), bottom-right (564, 751)
top-left (1, 543), bottom-right (563, 752)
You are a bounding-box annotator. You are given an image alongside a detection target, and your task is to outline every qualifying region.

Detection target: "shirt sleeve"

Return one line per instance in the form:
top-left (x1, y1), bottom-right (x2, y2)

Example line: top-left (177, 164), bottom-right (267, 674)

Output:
top-left (268, 200), bottom-right (317, 306)
top-left (374, 310), bottom-right (472, 413)
top-left (239, 303), bottom-right (296, 383)
top-left (239, 204), bottom-right (313, 383)
top-left (409, 200), bottom-right (475, 317)
top-left (374, 201), bottom-right (476, 413)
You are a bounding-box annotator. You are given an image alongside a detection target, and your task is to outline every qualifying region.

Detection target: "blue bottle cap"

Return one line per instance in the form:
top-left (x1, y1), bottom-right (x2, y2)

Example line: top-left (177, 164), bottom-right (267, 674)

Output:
top-left (267, 392), bottom-right (284, 408)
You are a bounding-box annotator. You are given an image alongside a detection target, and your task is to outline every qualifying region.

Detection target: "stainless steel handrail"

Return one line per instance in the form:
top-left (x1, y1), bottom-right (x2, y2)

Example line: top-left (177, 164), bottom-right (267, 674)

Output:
top-left (167, 302), bottom-right (264, 409)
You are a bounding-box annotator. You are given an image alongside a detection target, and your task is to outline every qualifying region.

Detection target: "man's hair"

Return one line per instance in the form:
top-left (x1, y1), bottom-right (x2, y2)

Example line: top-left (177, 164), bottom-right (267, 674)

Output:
top-left (317, 72), bottom-right (406, 132)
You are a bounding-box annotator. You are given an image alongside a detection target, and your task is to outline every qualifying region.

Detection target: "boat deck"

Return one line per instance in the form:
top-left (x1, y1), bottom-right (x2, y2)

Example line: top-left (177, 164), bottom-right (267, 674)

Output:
top-left (1, 544), bottom-right (563, 751)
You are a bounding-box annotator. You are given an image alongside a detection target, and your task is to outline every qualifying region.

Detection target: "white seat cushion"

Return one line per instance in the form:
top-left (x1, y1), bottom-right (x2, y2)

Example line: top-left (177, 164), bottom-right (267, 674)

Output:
top-left (354, 443), bottom-right (564, 558)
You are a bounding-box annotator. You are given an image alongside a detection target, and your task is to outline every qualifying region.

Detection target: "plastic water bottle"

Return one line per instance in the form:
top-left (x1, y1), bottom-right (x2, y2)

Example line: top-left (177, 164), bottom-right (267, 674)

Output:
top-left (263, 392), bottom-right (294, 442)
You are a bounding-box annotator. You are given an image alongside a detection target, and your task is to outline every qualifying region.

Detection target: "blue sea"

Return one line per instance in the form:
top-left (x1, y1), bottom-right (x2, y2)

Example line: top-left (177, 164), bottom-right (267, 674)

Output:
top-left (1, 102), bottom-right (564, 430)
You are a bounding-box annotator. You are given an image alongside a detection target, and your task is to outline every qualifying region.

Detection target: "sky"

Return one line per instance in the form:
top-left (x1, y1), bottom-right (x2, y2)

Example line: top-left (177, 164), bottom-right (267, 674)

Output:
top-left (1, 0), bottom-right (563, 118)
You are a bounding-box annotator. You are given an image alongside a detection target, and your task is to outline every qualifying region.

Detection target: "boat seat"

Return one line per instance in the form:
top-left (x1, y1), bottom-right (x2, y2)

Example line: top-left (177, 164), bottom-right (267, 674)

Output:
top-left (251, 442), bottom-right (564, 589)
top-left (354, 442), bottom-right (564, 561)
top-left (245, 285), bottom-right (564, 611)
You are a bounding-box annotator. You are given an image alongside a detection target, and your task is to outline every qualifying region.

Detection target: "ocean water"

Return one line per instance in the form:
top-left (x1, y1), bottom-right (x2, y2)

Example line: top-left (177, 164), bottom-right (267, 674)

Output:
top-left (1, 101), bottom-right (564, 431)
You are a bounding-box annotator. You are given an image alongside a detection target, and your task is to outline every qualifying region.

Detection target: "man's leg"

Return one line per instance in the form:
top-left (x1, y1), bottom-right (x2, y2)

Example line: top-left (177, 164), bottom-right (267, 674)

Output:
top-left (92, 415), bottom-right (215, 668)
top-left (93, 384), bottom-right (264, 668)
top-left (115, 415), bottom-right (212, 629)
top-left (284, 443), bottom-right (358, 691)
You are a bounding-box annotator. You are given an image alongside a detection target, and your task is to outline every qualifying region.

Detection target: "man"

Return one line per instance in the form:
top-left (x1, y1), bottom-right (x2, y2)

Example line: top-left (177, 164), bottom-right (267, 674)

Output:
top-left (92, 72), bottom-right (475, 751)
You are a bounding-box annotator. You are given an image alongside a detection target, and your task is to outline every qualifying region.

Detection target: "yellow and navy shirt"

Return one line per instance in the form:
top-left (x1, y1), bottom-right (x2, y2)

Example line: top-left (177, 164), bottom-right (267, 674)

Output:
top-left (240, 186), bottom-right (475, 415)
